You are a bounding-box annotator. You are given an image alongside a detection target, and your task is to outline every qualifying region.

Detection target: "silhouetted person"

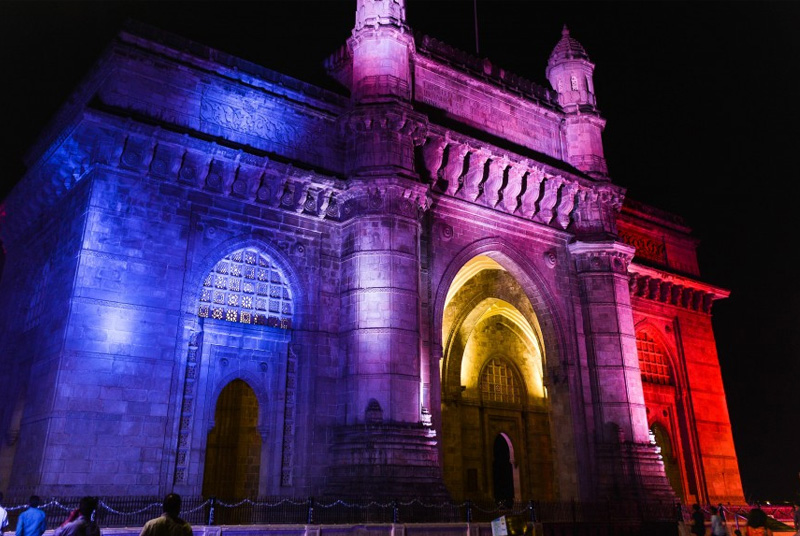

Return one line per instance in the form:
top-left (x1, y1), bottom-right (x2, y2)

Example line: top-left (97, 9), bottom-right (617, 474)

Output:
top-left (744, 507), bottom-right (772, 536)
top-left (691, 504), bottom-right (707, 536)
top-left (16, 496), bottom-right (47, 536)
top-left (54, 496), bottom-right (99, 536)
top-left (140, 493), bottom-right (192, 536)
top-left (0, 492), bottom-right (8, 535)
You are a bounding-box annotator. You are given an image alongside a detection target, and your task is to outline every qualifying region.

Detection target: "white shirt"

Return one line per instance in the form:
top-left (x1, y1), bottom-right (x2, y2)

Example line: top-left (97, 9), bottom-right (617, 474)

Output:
top-left (0, 505), bottom-right (9, 532)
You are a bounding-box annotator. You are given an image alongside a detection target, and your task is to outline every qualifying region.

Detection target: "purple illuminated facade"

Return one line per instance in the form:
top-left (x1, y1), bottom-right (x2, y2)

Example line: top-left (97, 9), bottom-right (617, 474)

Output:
top-left (0, 1), bottom-right (743, 503)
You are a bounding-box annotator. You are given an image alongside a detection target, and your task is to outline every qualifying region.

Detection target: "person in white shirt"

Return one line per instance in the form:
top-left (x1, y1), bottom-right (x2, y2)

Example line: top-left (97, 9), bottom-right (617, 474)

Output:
top-left (710, 506), bottom-right (727, 536)
top-left (0, 492), bottom-right (9, 535)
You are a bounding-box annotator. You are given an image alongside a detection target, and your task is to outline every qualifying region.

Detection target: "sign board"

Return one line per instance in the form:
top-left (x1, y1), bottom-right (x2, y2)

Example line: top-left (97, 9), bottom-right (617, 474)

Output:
top-left (491, 515), bottom-right (508, 536)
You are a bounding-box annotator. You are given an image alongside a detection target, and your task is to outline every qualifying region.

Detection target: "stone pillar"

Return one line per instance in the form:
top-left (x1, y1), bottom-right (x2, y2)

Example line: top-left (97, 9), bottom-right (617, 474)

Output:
top-left (568, 240), bottom-right (673, 499)
top-left (341, 188), bottom-right (423, 424)
top-left (328, 184), bottom-right (447, 499)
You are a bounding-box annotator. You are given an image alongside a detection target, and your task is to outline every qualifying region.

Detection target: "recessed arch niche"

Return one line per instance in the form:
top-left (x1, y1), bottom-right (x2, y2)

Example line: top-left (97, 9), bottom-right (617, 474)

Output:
top-left (636, 327), bottom-right (694, 501)
top-left (440, 254), bottom-right (555, 501)
top-left (203, 379), bottom-right (262, 499)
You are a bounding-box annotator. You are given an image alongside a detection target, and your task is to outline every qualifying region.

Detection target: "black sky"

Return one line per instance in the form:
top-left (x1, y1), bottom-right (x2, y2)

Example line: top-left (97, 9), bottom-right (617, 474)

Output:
top-left (1, 0), bottom-right (798, 502)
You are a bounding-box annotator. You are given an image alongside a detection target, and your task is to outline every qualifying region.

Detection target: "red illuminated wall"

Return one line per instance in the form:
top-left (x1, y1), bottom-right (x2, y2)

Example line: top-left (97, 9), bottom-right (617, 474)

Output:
top-left (620, 199), bottom-right (744, 503)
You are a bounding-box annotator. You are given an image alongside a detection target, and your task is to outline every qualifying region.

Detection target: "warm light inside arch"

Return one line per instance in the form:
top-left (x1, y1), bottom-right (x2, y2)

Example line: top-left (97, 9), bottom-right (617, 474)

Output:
top-left (445, 255), bottom-right (505, 307)
top-left (459, 301), bottom-right (545, 398)
top-left (443, 255), bottom-right (546, 399)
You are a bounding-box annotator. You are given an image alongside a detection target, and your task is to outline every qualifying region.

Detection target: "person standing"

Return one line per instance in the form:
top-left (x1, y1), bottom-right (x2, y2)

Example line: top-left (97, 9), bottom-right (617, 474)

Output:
top-left (710, 506), bottom-right (727, 536)
top-left (54, 497), bottom-right (100, 536)
top-left (16, 496), bottom-right (47, 536)
top-left (0, 492), bottom-right (8, 536)
top-left (692, 504), bottom-right (707, 536)
top-left (140, 493), bottom-right (192, 536)
top-left (744, 507), bottom-right (772, 536)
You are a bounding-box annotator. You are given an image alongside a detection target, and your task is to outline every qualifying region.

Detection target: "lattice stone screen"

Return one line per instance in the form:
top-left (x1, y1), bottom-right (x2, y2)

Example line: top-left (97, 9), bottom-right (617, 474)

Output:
top-left (198, 247), bottom-right (293, 328)
top-left (480, 359), bottom-right (522, 405)
top-left (636, 332), bottom-right (673, 385)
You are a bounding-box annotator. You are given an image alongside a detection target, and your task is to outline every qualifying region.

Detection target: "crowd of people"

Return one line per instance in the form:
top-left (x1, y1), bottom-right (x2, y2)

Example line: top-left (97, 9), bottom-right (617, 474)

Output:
top-left (0, 493), bottom-right (192, 536)
top-left (1, 493), bottom-right (799, 536)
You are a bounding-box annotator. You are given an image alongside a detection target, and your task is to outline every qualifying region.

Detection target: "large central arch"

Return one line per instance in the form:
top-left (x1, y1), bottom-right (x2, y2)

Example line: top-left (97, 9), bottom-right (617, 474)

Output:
top-left (434, 244), bottom-right (573, 501)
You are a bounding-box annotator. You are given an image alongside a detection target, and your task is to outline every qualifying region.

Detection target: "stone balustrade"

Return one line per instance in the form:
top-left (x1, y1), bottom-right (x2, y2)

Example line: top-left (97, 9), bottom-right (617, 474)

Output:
top-left (419, 131), bottom-right (623, 232)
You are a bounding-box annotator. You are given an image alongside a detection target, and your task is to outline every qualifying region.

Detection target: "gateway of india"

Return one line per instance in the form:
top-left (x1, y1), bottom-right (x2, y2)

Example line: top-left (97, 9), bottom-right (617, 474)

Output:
top-left (0, 0), bottom-right (744, 505)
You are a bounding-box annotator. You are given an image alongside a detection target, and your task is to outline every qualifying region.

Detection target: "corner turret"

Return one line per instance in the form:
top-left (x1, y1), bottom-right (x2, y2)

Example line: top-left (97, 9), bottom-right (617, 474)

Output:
top-left (547, 25), bottom-right (597, 110)
top-left (547, 26), bottom-right (608, 179)
top-left (349, 0), bottom-right (414, 103)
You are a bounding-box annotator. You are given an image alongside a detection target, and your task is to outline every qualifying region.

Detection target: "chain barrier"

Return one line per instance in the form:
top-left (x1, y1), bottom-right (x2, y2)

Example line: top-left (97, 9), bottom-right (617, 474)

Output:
top-left (98, 500), bottom-right (163, 516)
top-left (0, 496), bottom-right (691, 528)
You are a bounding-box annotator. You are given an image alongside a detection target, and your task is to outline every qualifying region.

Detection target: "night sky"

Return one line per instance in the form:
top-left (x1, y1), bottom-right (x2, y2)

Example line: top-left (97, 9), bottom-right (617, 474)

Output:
top-left (1, 0), bottom-right (798, 502)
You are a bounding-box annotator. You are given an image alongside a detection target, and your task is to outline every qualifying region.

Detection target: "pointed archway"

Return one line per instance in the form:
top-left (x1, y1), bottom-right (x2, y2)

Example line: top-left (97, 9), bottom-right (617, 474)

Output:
top-left (202, 379), bottom-right (262, 499)
top-left (636, 329), bottom-right (694, 502)
top-left (652, 424), bottom-right (685, 501)
top-left (440, 255), bottom-right (555, 501)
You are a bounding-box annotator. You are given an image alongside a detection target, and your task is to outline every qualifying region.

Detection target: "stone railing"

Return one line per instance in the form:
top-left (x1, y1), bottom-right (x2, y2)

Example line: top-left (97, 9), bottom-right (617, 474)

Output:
top-left (415, 33), bottom-right (558, 108)
top-left (419, 130), bottom-right (622, 233)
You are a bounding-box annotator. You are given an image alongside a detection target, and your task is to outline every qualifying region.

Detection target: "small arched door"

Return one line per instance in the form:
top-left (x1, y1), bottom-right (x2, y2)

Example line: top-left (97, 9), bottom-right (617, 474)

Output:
top-left (203, 380), bottom-right (261, 499)
top-left (652, 424), bottom-right (685, 501)
top-left (493, 434), bottom-right (514, 506)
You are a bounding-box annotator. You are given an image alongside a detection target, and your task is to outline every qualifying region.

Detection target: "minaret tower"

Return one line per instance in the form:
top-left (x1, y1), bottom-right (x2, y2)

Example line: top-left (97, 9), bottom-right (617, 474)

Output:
top-left (351, 0), bottom-right (412, 103)
top-left (342, 0), bottom-right (423, 177)
top-left (547, 26), bottom-right (609, 179)
top-left (326, 0), bottom-right (446, 498)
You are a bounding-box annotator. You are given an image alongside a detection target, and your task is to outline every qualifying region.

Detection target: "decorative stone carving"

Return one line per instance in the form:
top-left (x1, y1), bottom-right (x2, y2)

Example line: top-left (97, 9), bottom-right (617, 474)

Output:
top-left (569, 241), bottom-right (634, 275)
top-left (120, 136), bottom-right (151, 170)
top-left (555, 182), bottom-right (579, 229)
top-left (619, 231), bottom-right (666, 265)
top-left (174, 332), bottom-right (202, 484)
top-left (483, 157), bottom-right (508, 208)
top-left (440, 143), bottom-right (468, 196)
top-left (534, 175), bottom-right (564, 224)
top-left (230, 166), bottom-right (250, 198)
top-left (503, 161), bottom-right (526, 213)
top-left (544, 250), bottom-right (557, 268)
top-left (337, 183), bottom-right (428, 221)
top-left (628, 269), bottom-right (724, 314)
top-left (420, 135), bottom-right (446, 183)
top-left (520, 167), bottom-right (544, 217)
top-left (281, 344), bottom-right (299, 486)
top-left (459, 149), bottom-right (489, 201)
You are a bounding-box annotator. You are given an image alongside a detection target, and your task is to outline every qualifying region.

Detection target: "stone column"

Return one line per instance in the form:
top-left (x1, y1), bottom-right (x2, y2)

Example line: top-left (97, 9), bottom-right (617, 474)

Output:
top-left (341, 186), bottom-right (424, 424)
top-left (568, 240), bottom-right (673, 499)
top-left (328, 184), bottom-right (448, 499)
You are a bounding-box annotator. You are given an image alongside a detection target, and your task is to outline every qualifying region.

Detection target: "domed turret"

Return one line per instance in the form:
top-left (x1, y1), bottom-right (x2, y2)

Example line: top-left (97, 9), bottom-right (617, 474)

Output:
top-left (548, 24), bottom-right (591, 63)
top-left (546, 25), bottom-right (608, 179)
top-left (546, 25), bottom-right (597, 110)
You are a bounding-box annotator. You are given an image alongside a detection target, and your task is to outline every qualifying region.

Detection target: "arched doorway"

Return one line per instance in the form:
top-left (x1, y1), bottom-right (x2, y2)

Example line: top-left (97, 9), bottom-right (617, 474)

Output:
top-left (440, 255), bottom-right (554, 501)
top-left (636, 330), bottom-right (692, 501)
top-left (652, 424), bottom-right (684, 501)
top-left (203, 380), bottom-right (261, 499)
top-left (493, 434), bottom-right (514, 506)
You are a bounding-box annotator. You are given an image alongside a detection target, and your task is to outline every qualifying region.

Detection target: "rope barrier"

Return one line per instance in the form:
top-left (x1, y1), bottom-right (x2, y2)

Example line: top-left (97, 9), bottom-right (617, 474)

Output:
top-left (98, 501), bottom-right (162, 516)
